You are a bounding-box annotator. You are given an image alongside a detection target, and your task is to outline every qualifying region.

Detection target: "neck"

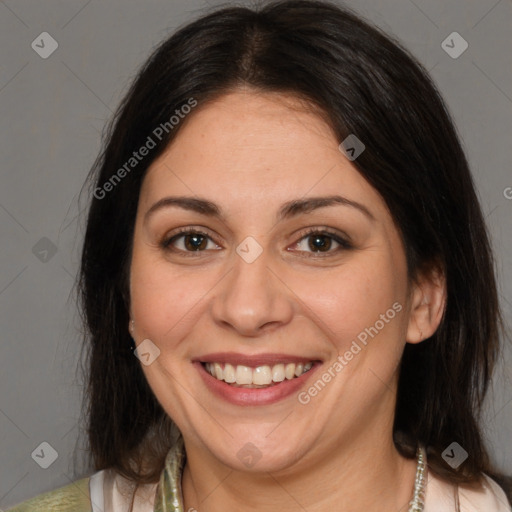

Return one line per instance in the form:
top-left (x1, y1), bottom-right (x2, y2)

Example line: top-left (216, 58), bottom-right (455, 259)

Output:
top-left (181, 429), bottom-right (418, 512)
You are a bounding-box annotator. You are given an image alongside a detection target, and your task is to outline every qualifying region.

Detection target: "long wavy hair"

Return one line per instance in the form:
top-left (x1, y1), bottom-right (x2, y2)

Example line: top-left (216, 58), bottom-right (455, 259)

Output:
top-left (78, 0), bottom-right (510, 501)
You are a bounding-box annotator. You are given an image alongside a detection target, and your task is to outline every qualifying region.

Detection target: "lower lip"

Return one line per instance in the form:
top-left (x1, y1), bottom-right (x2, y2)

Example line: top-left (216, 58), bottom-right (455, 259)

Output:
top-left (195, 362), bottom-right (321, 406)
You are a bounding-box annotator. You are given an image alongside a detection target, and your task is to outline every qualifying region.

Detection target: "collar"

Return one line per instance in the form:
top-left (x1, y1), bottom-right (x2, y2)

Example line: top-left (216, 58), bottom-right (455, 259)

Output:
top-left (153, 435), bottom-right (186, 512)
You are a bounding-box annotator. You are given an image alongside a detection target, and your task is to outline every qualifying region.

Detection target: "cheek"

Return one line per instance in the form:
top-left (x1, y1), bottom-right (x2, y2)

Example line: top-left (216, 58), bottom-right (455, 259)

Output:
top-left (292, 258), bottom-right (405, 348)
top-left (129, 254), bottom-right (219, 347)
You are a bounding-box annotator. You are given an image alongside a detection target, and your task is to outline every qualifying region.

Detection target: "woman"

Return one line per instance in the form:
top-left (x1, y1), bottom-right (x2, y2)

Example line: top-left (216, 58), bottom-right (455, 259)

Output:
top-left (8, 1), bottom-right (511, 511)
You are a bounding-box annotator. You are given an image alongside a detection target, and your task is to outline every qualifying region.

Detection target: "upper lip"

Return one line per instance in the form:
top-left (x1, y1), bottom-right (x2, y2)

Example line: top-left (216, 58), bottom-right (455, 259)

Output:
top-left (195, 352), bottom-right (321, 368)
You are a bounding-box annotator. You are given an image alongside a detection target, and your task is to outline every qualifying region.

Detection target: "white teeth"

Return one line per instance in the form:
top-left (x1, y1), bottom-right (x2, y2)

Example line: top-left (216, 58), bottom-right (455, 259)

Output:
top-left (272, 363), bottom-right (285, 382)
top-left (214, 362), bottom-right (223, 380)
top-left (235, 365), bottom-right (253, 385)
top-left (204, 361), bottom-right (314, 386)
top-left (285, 363), bottom-right (296, 380)
top-left (224, 363), bottom-right (236, 383)
top-left (253, 365), bottom-right (272, 385)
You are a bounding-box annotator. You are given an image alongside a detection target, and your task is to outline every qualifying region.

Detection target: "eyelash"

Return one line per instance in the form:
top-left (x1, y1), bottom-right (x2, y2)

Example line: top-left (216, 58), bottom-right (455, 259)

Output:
top-left (160, 226), bottom-right (353, 258)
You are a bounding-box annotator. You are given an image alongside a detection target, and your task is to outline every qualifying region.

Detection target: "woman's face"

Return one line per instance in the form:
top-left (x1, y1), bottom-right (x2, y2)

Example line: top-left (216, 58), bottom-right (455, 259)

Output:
top-left (129, 90), bottom-right (427, 473)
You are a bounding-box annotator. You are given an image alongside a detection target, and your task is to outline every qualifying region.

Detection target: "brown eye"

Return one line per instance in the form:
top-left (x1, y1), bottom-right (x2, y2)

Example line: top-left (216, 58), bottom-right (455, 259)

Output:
top-left (183, 233), bottom-right (208, 251)
top-left (161, 229), bottom-right (221, 253)
top-left (307, 233), bottom-right (333, 252)
top-left (290, 229), bottom-right (352, 256)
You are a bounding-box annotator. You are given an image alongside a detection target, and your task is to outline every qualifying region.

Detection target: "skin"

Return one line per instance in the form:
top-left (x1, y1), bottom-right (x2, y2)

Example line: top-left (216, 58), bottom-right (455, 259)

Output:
top-left (129, 88), bottom-right (446, 511)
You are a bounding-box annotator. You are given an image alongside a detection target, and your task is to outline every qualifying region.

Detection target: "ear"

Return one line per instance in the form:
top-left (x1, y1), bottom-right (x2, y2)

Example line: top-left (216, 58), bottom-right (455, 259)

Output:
top-left (406, 264), bottom-right (446, 344)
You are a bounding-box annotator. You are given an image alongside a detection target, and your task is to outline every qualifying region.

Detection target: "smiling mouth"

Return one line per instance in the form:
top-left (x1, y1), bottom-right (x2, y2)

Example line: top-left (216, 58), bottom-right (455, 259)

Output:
top-left (201, 361), bottom-right (314, 388)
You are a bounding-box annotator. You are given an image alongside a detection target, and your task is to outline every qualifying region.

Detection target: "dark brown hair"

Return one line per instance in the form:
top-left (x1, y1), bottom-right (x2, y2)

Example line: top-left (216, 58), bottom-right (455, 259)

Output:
top-left (78, 0), bottom-right (510, 501)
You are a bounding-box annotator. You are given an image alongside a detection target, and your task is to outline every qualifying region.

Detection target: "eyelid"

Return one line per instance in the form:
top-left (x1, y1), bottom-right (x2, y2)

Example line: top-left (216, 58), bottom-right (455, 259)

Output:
top-left (160, 226), bottom-right (222, 251)
top-left (293, 226), bottom-right (353, 246)
top-left (160, 225), bottom-right (353, 257)
top-left (287, 226), bottom-right (353, 256)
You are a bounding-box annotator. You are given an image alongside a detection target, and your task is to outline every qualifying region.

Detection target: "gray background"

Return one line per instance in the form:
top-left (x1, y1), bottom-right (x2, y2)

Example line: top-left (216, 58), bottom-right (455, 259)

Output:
top-left (0, 0), bottom-right (511, 508)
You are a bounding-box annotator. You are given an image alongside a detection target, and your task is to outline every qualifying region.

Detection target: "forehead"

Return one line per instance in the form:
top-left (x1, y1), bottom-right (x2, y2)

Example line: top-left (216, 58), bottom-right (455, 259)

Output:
top-left (139, 90), bottom-right (384, 217)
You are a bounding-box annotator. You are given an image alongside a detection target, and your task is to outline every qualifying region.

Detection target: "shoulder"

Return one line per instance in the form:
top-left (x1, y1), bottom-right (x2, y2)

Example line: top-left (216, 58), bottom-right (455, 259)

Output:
top-left (5, 469), bottom-right (158, 512)
top-left (458, 474), bottom-right (512, 512)
top-left (6, 476), bottom-right (92, 512)
top-left (426, 471), bottom-right (512, 512)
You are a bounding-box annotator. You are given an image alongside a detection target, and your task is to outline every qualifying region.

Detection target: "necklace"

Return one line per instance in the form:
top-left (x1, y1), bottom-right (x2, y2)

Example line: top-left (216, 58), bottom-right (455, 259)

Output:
top-left (408, 445), bottom-right (427, 512)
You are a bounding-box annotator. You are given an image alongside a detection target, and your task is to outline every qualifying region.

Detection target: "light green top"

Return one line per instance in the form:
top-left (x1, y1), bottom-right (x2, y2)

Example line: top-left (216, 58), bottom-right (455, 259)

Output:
top-left (6, 477), bottom-right (92, 512)
top-left (7, 436), bottom-right (187, 512)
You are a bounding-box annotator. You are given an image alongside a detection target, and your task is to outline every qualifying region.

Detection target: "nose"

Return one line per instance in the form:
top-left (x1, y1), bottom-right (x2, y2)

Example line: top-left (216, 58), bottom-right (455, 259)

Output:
top-left (210, 245), bottom-right (295, 337)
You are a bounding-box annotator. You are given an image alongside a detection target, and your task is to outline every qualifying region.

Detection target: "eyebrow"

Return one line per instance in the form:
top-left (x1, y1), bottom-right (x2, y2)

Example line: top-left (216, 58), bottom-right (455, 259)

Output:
top-left (144, 195), bottom-right (375, 223)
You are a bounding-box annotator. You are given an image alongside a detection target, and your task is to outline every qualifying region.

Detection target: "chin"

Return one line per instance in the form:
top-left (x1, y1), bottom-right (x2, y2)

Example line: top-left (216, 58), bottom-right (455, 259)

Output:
top-left (194, 426), bottom-right (316, 474)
